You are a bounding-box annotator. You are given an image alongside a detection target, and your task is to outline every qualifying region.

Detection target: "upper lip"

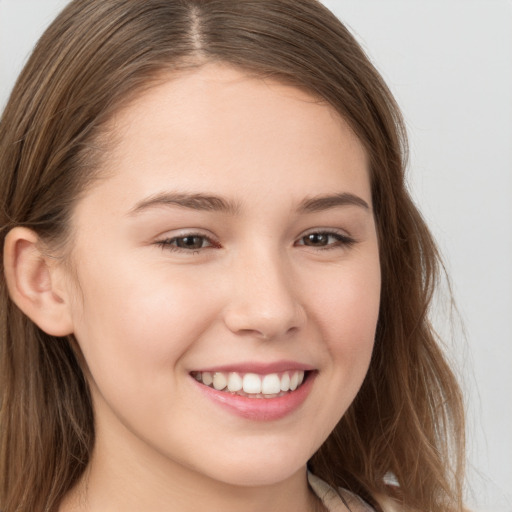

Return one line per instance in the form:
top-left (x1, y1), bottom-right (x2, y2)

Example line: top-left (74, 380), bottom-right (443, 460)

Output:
top-left (191, 361), bottom-right (315, 374)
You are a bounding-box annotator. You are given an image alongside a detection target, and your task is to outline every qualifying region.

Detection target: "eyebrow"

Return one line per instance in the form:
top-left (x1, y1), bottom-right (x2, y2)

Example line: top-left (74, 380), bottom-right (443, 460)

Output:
top-left (129, 192), bottom-right (241, 216)
top-left (128, 191), bottom-right (370, 216)
top-left (297, 192), bottom-right (370, 213)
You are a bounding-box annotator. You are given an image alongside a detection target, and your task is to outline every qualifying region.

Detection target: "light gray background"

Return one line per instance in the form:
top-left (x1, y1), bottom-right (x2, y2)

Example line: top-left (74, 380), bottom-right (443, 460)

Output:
top-left (1, 1), bottom-right (511, 511)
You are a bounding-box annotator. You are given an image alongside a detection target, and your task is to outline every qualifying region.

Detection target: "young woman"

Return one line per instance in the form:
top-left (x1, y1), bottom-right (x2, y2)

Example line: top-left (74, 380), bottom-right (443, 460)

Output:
top-left (0, 1), bottom-right (466, 511)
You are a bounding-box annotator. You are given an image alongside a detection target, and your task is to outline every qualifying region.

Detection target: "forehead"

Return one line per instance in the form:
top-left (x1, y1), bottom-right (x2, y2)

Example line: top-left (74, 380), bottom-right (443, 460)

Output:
top-left (82, 63), bottom-right (370, 214)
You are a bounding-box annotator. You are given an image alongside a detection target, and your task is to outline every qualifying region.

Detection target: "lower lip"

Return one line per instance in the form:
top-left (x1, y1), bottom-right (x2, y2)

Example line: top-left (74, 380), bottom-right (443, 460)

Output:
top-left (193, 372), bottom-right (316, 421)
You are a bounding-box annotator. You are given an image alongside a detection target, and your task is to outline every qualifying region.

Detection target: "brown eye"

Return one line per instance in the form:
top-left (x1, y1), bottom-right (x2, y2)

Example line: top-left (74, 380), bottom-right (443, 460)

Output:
top-left (175, 236), bottom-right (208, 249)
top-left (302, 233), bottom-right (330, 247)
top-left (296, 231), bottom-right (356, 250)
top-left (157, 234), bottom-right (217, 253)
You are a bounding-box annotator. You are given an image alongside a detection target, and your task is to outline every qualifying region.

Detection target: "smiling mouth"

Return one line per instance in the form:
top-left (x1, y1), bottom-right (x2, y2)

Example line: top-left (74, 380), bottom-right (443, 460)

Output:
top-left (191, 370), bottom-right (307, 399)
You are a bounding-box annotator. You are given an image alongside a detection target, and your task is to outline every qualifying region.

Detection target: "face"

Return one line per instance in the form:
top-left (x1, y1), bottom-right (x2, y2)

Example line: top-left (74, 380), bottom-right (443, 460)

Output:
top-left (64, 64), bottom-right (381, 489)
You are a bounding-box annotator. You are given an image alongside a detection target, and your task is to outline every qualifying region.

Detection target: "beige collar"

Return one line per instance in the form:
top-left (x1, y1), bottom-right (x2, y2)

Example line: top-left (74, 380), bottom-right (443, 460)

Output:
top-left (308, 472), bottom-right (377, 512)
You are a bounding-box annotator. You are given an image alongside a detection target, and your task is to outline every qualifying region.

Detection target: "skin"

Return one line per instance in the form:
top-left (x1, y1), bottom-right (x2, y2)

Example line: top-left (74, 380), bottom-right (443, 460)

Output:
top-left (49, 63), bottom-right (381, 511)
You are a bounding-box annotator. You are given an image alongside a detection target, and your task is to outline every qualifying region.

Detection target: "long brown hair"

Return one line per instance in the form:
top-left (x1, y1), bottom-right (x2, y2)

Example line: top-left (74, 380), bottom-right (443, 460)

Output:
top-left (0, 1), bottom-right (465, 511)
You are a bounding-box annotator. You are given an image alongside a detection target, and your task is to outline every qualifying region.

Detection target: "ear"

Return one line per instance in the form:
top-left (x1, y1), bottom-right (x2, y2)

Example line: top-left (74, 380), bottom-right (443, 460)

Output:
top-left (3, 227), bottom-right (74, 336)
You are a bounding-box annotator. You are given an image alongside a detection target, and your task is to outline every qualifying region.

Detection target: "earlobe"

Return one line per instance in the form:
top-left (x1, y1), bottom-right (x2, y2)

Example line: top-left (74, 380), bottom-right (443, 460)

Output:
top-left (3, 227), bottom-right (74, 336)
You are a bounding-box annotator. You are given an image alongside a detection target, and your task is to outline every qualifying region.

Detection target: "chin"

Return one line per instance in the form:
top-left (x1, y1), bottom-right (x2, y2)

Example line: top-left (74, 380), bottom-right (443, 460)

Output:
top-left (213, 464), bottom-right (305, 488)
top-left (193, 439), bottom-right (314, 488)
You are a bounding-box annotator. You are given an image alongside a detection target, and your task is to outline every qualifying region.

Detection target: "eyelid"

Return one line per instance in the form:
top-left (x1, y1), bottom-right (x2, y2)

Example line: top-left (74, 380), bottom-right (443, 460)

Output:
top-left (153, 227), bottom-right (356, 254)
top-left (155, 230), bottom-right (221, 253)
top-left (294, 228), bottom-right (356, 249)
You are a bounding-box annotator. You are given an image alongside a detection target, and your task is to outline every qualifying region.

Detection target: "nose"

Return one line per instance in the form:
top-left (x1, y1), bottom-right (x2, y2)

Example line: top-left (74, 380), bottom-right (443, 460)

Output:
top-left (222, 250), bottom-right (306, 340)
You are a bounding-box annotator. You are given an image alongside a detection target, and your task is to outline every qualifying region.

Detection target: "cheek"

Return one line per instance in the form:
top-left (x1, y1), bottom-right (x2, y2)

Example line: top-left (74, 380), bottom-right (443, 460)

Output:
top-left (314, 260), bottom-right (380, 333)
top-left (308, 254), bottom-right (381, 373)
top-left (294, 256), bottom-right (380, 445)
top-left (69, 257), bottom-right (221, 383)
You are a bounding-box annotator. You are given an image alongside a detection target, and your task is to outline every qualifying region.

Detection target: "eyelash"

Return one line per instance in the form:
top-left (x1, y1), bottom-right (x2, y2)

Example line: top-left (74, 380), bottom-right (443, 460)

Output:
top-left (156, 230), bottom-right (356, 254)
top-left (295, 231), bottom-right (356, 250)
top-left (156, 233), bottom-right (220, 254)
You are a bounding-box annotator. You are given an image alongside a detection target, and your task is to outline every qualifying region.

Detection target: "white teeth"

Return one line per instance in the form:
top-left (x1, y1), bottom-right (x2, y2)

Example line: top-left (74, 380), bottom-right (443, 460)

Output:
top-left (213, 372), bottom-right (227, 390)
top-left (261, 374), bottom-right (281, 394)
top-left (280, 372), bottom-right (290, 392)
top-left (243, 373), bottom-right (262, 394)
top-left (289, 371), bottom-right (299, 391)
top-left (194, 369), bottom-right (308, 397)
top-left (227, 372), bottom-right (243, 392)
